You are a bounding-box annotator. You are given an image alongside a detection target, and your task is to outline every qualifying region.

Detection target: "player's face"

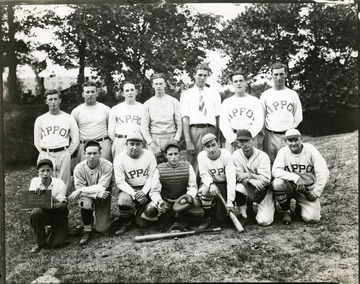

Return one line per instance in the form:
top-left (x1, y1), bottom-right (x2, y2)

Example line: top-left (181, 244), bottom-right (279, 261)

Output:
top-left (194, 69), bottom-right (209, 88)
top-left (45, 94), bottom-right (61, 113)
top-left (271, 68), bottom-right (287, 89)
top-left (38, 164), bottom-right (53, 182)
top-left (285, 136), bottom-right (303, 154)
top-left (152, 78), bottom-right (166, 96)
top-left (82, 86), bottom-right (98, 105)
top-left (237, 139), bottom-right (254, 154)
top-left (166, 147), bottom-right (180, 167)
top-left (123, 83), bottom-right (137, 102)
top-left (85, 146), bottom-right (101, 168)
top-left (204, 139), bottom-right (221, 160)
top-left (126, 140), bottom-right (143, 158)
top-left (232, 75), bottom-right (246, 95)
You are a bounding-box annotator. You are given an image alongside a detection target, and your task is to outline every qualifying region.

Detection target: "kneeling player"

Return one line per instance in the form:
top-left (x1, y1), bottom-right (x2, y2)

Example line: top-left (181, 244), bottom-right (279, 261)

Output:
top-left (232, 130), bottom-right (275, 226)
top-left (272, 129), bottom-right (329, 224)
top-left (142, 141), bottom-right (203, 228)
top-left (113, 131), bottom-right (157, 235)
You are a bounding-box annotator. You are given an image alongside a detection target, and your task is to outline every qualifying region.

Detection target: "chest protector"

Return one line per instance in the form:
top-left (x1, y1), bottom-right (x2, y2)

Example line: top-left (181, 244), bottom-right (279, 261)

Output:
top-left (158, 161), bottom-right (189, 200)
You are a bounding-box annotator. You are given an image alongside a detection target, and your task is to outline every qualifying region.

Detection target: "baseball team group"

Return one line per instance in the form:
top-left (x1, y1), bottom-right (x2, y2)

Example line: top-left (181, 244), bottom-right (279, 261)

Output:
top-left (29, 62), bottom-right (330, 253)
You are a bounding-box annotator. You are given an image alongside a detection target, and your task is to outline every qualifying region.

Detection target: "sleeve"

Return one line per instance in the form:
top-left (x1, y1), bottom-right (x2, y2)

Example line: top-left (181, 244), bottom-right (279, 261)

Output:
top-left (113, 156), bottom-right (136, 198)
top-left (219, 100), bottom-right (237, 144)
top-left (186, 164), bottom-right (198, 198)
top-left (141, 153), bottom-right (157, 195)
top-left (224, 153), bottom-right (236, 204)
top-left (259, 92), bottom-right (267, 119)
top-left (149, 168), bottom-right (162, 204)
top-left (29, 178), bottom-right (38, 191)
top-left (173, 99), bottom-right (183, 142)
top-left (248, 99), bottom-right (265, 138)
top-left (198, 153), bottom-right (214, 187)
top-left (68, 115), bottom-right (80, 155)
top-left (34, 117), bottom-right (42, 152)
top-left (108, 108), bottom-right (116, 141)
top-left (179, 92), bottom-right (189, 118)
top-left (232, 151), bottom-right (248, 181)
top-left (249, 152), bottom-right (271, 185)
top-left (272, 148), bottom-right (300, 183)
top-left (140, 101), bottom-right (153, 145)
top-left (311, 148), bottom-right (330, 197)
top-left (54, 180), bottom-right (67, 202)
top-left (293, 92), bottom-right (303, 128)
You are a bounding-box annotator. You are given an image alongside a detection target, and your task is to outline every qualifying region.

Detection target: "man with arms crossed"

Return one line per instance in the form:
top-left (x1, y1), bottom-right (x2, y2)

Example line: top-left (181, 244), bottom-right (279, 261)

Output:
top-left (108, 82), bottom-right (143, 158)
top-left (113, 131), bottom-right (157, 235)
top-left (71, 81), bottom-right (111, 162)
top-left (220, 70), bottom-right (264, 153)
top-left (260, 62), bottom-right (303, 164)
top-left (272, 129), bottom-right (329, 224)
top-left (232, 130), bottom-right (275, 226)
top-left (69, 140), bottom-right (113, 245)
top-left (141, 73), bottom-right (182, 162)
top-left (197, 133), bottom-right (236, 230)
top-left (180, 63), bottom-right (221, 179)
top-left (34, 90), bottom-right (79, 196)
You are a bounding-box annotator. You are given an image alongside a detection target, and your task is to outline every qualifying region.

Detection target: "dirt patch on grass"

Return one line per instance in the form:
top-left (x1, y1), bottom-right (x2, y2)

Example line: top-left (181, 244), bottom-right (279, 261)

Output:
top-left (4, 131), bottom-right (358, 283)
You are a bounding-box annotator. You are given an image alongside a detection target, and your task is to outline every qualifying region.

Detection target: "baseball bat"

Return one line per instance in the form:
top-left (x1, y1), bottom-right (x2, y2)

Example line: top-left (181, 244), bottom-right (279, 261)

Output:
top-left (134, 227), bottom-right (221, 243)
top-left (217, 193), bottom-right (244, 233)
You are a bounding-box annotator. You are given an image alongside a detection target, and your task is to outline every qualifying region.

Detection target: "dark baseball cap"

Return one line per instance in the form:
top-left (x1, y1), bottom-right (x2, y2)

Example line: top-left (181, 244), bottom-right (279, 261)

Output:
top-left (36, 159), bottom-right (53, 170)
top-left (236, 130), bottom-right (252, 140)
top-left (164, 141), bottom-right (181, 153)
top-left (126, 131), bottom-right (144, 142)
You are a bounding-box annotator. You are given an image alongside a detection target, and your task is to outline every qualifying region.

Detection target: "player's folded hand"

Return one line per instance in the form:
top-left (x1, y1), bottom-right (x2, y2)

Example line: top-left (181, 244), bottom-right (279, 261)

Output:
top-left (209, 184), bottom-right (219, 197)
top-left (305, 190), bottom-right (317, 202)
top-left (249, 179), bottom-right (265, 191)
top-left (157, 200), bottom-right (166, 214)
top-left (186, 141), bottom-right (196, 156)
top-left (69, 190), bottom-right (81, 202)
top-left (226, 205), bottom-right (235, 215)
top-left (97, 191), bottom-right (110, 199)
top-left (35, 188), bottom-right (45, 196)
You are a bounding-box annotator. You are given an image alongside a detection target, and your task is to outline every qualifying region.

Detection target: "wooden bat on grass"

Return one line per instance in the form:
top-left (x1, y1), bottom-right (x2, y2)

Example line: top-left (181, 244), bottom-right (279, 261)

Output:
top-left (134, 227), bottom-right (221, 243)
top-left (217, 193), bottom-right (244, 233)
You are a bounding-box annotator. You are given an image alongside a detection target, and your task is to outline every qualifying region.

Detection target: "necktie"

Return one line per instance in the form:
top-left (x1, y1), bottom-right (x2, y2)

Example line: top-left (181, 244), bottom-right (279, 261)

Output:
top-left (199, 89), bottom-right (207, 115)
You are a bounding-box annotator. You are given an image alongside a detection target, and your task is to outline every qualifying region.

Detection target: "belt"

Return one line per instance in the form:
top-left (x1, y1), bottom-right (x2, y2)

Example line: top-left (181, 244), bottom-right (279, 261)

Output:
top-left (190, 123), bottom-right (214, 128)
top-left (115, 134), bottom-right (127, 138)
top-left (266, 128), bottom-right (286, 135)
top-left (41, 146), bottom-right (68, 153)
top-left (80, 136), bottom-right (110, 144)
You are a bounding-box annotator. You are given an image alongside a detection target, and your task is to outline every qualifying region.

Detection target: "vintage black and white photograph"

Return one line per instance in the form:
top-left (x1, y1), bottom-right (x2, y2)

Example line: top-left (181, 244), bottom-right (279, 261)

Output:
top-left (1, 0), bottom-right (358, 283)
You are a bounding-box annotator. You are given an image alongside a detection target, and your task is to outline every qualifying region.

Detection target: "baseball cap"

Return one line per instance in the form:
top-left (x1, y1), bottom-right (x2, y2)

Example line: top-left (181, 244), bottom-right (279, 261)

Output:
top-left (164, 141), bottom-right (181, 153)
top-left (285, 129), bottom-right (302, 139)
top-left (126, 131), bottom-right (144, 142)
top-left (201, 133), bottom-right (217, 146)
top-left (236, 130), bottom-right (252, 140)
top-left (36, 159), bottom-right (53, 170)
top-left (83, 140), bottom-right (101, 150)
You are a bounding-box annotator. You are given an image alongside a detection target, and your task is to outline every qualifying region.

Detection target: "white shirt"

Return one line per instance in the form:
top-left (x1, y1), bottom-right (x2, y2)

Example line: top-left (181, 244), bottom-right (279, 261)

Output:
top-left (29, 177), bottom-right (67, 203)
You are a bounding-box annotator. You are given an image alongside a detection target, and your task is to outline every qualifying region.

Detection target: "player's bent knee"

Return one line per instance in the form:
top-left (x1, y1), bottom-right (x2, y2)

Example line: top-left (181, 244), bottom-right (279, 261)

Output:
top-left (302, 212), bottom-right (321, 224)
top-left (144, 204), bottom-right (158, 218)
top-left (271, 178), bottom-right (286, 192)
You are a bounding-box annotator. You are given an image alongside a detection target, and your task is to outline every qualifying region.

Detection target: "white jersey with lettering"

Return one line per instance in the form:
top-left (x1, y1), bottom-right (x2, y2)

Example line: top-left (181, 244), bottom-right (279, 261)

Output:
top-left (260, 87), bottom-right (303, 132)
top-left (197, 148), bottom-right (236, 202)
top-left (220, 94), bottom-right (264, 143)
top-left (71, 102), bottom-right (110, 141)
top-left (113, 149), bottom-right (157, 198)
top-left (272, 143), bottom-right (329, 197)
top-left (34, 111), bottom-right (79, 154)
top-left (108, 102), bottom-right (143, 139)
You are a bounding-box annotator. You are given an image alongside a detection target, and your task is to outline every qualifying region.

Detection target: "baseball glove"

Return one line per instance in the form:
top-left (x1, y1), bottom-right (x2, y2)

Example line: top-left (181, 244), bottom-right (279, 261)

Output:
top-left (173, 194), bottom-right (194, 213)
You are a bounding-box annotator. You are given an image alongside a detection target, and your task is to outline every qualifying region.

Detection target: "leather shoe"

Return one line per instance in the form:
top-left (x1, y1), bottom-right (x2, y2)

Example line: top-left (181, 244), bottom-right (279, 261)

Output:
top-left (31, 244), bottom-right (46, 253)
top-left (115, 223), bottom-right (132, 236)
top-left (282, 212), bottom-right (292, 225)
top-left (79, 232), bottom-right (92, 245)
top-left (198, 217), bottom-right (212, 230)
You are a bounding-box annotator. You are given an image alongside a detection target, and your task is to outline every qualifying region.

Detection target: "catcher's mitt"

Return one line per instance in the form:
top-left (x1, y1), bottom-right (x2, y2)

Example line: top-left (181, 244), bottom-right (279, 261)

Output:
top-left (173, 194), bottom-right (194, 213)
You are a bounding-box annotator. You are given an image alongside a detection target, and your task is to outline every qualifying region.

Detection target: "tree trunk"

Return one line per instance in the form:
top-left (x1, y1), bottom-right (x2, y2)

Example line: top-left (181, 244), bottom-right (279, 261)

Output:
top-left (7, 5), bottom-right (19, 103)
top-left (78, 38), bottom-right (86, 89)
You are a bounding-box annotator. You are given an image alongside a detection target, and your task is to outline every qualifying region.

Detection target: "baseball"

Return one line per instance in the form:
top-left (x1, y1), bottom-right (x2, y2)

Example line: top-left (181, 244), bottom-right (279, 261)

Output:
top-left (180, 199), bottom-right (187, 205)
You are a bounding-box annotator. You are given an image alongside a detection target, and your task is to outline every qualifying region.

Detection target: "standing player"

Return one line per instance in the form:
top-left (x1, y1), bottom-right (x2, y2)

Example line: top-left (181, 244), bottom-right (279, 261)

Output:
top-left (220, 70), bottom-right (264, 153)
top-left (29, 159), bottom-right (68, 253)
top-left (272, 129), bottom-right (329, 224)
top-left (180, 63), bottom-right (221, 179)
top-left (141, 73), bottom-right (182, 161)
top-left (260, 62), bottom-right (303, 164)
top-left (34, 90), bottom-right (79, 196)
top-left (197, 133), bottom-right (236, 230)
top-left (232, 130), bottom-right (275, 226)
top-left (68, 140), bottom-right (113, 245)
top-left (113, 131), bottom-right (157, 235)
top-left (142, 141), bottom-right (203, 226)
top-left (71, 81), bottom-right (111, 162)
top-left (108, 82), bottom-right (143, 158)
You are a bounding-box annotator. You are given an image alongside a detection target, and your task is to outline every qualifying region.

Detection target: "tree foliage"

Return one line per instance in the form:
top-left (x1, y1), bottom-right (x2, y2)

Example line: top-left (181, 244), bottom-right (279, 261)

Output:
top-left (222, 3), bottom-right (357, 115)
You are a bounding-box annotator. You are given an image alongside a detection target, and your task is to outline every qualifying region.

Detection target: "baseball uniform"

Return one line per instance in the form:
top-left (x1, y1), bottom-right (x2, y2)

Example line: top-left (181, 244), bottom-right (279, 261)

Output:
top-left (272, 143), bottom-right (329, 223)
top-left (34, 111), bottom-right (79, 196)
